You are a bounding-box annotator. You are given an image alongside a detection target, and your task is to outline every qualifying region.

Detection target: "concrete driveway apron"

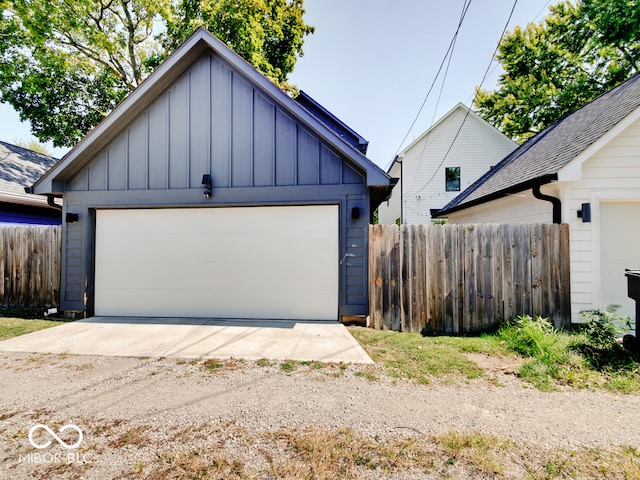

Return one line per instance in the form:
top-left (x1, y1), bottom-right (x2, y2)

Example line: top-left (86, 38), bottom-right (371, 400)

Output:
top-left (0, 317), bottom-right (373, 364)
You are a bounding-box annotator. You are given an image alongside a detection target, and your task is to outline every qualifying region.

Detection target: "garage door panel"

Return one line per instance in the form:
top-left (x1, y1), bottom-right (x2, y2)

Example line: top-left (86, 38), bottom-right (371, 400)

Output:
top-left (98, 287), bottom-right (337, 319)
top-left (95, 206), bottom-right (339, 320)
top-left (98, 259), bottom-right (338, 292)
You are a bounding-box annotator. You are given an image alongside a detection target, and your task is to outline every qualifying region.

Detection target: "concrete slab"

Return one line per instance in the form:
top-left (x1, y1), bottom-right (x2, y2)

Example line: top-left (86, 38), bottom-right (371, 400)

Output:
top-left (0, 317), bottom-right (373, 364)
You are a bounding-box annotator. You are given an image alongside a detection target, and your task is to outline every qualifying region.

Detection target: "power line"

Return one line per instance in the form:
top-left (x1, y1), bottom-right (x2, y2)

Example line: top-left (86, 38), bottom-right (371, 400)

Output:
top-left (407, 0), bottom-right (520, 198)
top-left (391, 0), bottom-right (473, 162)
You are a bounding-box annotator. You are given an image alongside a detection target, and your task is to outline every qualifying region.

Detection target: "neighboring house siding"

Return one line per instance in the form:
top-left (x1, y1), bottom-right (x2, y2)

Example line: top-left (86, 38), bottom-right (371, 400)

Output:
top-left (61, 52), bottom-right (371, 316)
top-left (449, 116), bottom-right (640, 324)
top-left (378, 162), bottom-right (401, 224)
top-left (446, 189), bottom-right (552, 224)
top-left (378, 105), bottom-right (516, 224)
top-left (563, 116), bottom-right (640, 321)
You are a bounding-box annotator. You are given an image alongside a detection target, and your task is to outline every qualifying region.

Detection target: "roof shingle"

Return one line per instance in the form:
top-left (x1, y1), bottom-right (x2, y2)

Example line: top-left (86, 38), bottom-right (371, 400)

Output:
top-left (438, 72), bottom-right (640, 215)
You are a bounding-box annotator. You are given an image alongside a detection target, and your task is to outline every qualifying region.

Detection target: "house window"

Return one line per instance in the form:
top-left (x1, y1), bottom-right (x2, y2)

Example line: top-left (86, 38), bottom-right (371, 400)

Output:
top-left (445, 167), bottom-right (460, 192)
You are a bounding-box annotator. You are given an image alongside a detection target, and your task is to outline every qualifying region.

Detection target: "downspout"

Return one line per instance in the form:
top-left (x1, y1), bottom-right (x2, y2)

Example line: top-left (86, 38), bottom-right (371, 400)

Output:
top-left (397, 156), bottom-right (403, 224)
top-left (25, 186), bottom-right (63, 212)
top-left (46, 194), bottom-right (63, 211)
top-left (532, 185), bottom-right (561, 224)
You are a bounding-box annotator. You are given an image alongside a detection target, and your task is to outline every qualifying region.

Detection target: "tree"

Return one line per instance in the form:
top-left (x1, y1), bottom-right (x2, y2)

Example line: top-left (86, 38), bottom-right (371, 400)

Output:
top-left (474, 0), bottom-right (640, 143)
top-left (13, 137), bottom-right (52, 155)
top-left (0, 0), bottom-right (313, 147)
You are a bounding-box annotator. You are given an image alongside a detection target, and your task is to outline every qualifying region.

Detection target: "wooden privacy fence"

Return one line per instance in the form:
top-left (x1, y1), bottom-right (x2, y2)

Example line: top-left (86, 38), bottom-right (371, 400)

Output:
top-left (0, 225), bottom-right (61, 308)
top-left (369, 223), bottom-right (571, 334)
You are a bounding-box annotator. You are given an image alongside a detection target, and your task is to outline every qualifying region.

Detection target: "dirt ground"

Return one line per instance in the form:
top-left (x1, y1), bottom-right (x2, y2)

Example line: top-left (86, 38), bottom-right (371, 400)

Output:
top-left (1, 351), bottom-right (639, 479)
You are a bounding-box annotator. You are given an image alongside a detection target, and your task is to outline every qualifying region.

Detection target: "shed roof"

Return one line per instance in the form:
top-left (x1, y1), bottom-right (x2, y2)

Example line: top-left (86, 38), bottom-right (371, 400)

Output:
top-left (0, 141), bottom-right (59, 208)
top-left (436, 72), bottom-right (640, 216)
top-left (31, 27), bottom-right (391, 199)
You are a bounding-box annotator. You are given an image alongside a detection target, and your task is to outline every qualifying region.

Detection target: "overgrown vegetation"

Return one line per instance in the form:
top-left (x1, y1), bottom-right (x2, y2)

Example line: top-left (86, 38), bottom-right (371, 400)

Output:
top-left (350, 309), bottom-right (640, 393)
top-left (495, 311), bottom-right (640, 392)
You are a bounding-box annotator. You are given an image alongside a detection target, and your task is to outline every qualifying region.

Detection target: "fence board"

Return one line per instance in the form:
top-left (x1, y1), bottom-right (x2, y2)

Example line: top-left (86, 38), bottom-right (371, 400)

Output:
top-left (0, 225), bottom-right (61, 308)
top-left (369, 223), bottom-right (571, 334)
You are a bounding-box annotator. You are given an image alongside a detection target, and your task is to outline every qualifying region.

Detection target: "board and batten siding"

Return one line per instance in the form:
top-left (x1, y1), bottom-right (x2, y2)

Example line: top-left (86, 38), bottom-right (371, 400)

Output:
top-left (61, 52), bottom-right (371, 317)
top-left (67, 54), bottom-right (364, 193)
top-left (378, 105), bottom-right (516, 224)
top-left (562, 115), bottom-right (640, 322)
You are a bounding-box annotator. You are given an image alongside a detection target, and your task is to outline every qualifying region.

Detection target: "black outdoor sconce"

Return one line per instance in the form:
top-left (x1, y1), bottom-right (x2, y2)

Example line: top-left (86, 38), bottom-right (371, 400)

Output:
top-left (577, 202), bottom-right (591, 223)
top-left (65, 212), bottom-right (79, 223)
top-left (202, 174), bottom-right (212, 199)
top-left (351, 207), bottom-right (360, 220)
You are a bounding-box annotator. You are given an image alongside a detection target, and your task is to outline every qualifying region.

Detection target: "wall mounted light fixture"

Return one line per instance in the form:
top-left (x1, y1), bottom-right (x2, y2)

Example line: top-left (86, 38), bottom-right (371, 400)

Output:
top-left (65, 212), bottom-right (79, 223)
top-left (202, 174), bottom-right (212, 199)
top-left (351, 207), bottom-right (360, 220)
top-left (577, 202), bottom-right (591, 223)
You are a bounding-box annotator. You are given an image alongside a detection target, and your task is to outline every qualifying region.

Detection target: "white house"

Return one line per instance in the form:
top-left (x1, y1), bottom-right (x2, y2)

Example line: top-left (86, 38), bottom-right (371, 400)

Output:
top-left (436, 73), bottom-right (640, 328)
top-left (378, 103), bottom-right (517, 224)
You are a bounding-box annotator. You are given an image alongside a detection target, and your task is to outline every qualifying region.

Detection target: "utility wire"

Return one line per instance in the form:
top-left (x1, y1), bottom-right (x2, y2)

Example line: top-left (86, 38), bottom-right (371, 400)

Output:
top-left (403, 7), bottom-right (464, 190)
top-left (390, 0), bottom-right (473, 163)
top-left (408, 0), bottom-right (520, 197)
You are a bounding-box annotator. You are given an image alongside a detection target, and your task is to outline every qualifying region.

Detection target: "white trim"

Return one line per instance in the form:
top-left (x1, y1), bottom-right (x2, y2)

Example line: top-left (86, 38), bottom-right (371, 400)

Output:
top-left (558, 104), bottom-right (640, 181)
top-left (33, 28), bottom-right (390, 195)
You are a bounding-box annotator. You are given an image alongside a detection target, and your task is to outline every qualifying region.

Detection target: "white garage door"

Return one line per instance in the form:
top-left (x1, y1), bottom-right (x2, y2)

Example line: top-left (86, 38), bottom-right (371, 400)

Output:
top-left (95, 206), bottom-right (339, 320)
top-left (600, 202), bottom-right (640, 328)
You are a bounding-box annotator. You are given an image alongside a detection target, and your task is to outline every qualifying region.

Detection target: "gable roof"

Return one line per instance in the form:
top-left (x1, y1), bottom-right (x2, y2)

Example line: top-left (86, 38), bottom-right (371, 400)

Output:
top-left (31, 27), bottom-right (391, 197)
top-left (0, 141), bottom-right (59, 208)
top-left (437, 72), bottom-right (640, 216)
top-left (386, 102), bottom-right (515, 172)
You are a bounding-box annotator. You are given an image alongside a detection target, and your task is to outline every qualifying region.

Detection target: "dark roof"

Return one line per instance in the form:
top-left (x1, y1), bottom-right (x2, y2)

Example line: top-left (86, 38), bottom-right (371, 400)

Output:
top-left (0, 141), bottom-right (58, 206)
top-left (33, 28), bottom-right (392, 198)
top-left (437, 72), bottom-right (640, 216)
top-left (295, 90), bottom-right (369, 155)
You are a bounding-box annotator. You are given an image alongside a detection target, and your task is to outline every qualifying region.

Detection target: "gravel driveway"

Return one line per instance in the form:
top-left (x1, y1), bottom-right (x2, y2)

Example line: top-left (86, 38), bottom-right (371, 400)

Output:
top-left (1, 351), bottom-right (639, 479)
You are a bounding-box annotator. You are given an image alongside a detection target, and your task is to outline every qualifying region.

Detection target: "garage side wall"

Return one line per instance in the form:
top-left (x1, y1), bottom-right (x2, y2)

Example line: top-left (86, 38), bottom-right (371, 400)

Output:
top-left (60, 52), bottom-right (371, 319)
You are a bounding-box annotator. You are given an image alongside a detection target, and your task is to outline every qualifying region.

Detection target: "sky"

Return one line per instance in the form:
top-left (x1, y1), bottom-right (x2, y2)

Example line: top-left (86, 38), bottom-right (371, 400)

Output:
top-left (0, 0), bottom-right (552, 167)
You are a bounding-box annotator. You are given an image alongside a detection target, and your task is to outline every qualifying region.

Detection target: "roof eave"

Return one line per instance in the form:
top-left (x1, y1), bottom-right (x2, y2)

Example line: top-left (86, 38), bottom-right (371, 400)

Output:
top-left (33, 28), bottom-right (392, 195)
top-left (434, 174), bottom-right (558, 217)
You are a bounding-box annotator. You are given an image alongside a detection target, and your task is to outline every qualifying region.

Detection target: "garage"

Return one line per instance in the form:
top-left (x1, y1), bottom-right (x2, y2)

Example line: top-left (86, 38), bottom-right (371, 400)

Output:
top-left (95, 205), bottom-right (339, 320)
top-left (599, 202), bottom-right (640, 325)
top-left (30, 29), bottom-right (393, 321)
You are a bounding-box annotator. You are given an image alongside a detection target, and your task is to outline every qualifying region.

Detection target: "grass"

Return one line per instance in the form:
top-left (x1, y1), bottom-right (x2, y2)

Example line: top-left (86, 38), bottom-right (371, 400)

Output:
top-left (349, 314), bottom-right (640, 393)
top-left (349, 327), bottom-right (510, 384)
top-left (1, 312), bottom-right (638, 394)
top-left (0, 317), bottom-right (65, 341)
top-left (110, 423), bottom-right (640, 480)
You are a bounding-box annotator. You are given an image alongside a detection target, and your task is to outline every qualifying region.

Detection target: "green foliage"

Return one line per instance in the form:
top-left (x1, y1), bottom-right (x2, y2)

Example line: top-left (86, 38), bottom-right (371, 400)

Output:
top-left (475, 0), bottom-right (640, 143)
top-left (494, 313), bottom-right (640, 392)
top-left (579, 305), bottom-right (631, 349)
top-left (572, 306), bottom-right (638, 374)
top-left (498, 315), bottom-right (568, 362)
top-left (497, 315), bottom-right (577, 390)
top-left (0, 0), bottom-right (313, 147)
top-left (13, 138), bottom-right (52, 155)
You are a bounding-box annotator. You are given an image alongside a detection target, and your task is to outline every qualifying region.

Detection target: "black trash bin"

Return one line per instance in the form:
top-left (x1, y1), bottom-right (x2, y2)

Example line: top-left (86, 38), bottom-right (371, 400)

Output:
top-left (625, 270), bottom-right (640, 324)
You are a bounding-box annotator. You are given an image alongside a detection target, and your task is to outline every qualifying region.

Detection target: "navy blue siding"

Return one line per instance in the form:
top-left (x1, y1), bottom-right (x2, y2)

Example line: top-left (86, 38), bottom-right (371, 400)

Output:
top-left (61, 52), bottom-right (371, 318)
